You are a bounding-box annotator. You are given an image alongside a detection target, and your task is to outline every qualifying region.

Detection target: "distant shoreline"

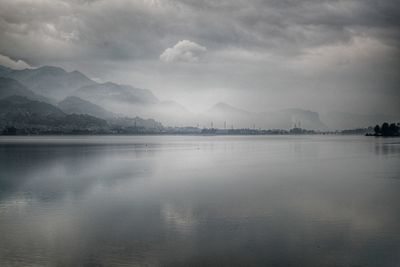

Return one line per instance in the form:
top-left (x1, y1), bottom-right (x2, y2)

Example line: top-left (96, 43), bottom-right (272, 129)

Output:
top-left (1, 125), bottom-right (377, 136)
top-left (0, 132), bottom-right (379, 137)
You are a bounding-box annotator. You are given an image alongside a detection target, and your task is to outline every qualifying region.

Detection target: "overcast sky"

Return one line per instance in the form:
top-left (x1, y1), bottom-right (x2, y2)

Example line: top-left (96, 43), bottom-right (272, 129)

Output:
top-left (0, 0), bottom-right (399, 114)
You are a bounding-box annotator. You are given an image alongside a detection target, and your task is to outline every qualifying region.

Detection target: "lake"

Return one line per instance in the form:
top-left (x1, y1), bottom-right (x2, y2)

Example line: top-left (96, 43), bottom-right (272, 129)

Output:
top-left (0, 135), bottom-right (399, 266)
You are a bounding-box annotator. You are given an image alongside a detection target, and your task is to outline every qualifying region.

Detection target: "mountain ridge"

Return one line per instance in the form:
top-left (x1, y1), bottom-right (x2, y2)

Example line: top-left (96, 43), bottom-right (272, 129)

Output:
top-left (1, 64), bottom-right (397, 130)
top-left (0, 65), bottom-right (96, 100)
top-left (74, 81), bottom-right (159, 107)
top-left (58, 96), bottom-right (116, 119)
top-left (0, 77), bottom-right (52, 103)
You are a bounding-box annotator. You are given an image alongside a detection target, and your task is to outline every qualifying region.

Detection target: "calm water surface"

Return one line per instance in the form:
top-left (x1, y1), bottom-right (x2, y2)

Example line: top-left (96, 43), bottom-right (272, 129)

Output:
top-left (0, 135), bottom-right (399, 266)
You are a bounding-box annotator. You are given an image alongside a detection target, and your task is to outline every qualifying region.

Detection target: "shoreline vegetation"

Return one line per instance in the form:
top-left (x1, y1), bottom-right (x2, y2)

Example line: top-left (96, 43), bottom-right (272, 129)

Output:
top-left (1, 125), bottom-right (397, 136)
top-left (365, 122), bottom-right (400, 137)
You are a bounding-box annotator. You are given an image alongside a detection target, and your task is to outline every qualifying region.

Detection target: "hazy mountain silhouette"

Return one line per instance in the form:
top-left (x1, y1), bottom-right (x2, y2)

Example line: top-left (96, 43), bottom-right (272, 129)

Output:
top-left (278, 108), bottom-right (328, 130)
top-left (0, 66), bottom-right (95, 100)
top-left (1, 64), bottom-right (395, 130)
top-left (0, 95), bottom-right (65, 118)
top-left (74, 81), bottom-right (194, 126)
top-left (58, 96), bottom-right (116, 119)
top-left (199, 102), bottom-right (328, 130)
top-left (74, 82), bottom-right (159, 106)
top-left (0, 77), bottom-right (51, 103)
top-left (0, 95), bottom-right (108, 130)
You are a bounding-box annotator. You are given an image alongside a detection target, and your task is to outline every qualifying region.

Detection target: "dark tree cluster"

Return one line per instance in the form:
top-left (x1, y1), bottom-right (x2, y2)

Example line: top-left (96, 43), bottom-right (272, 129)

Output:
top-left (373, 122), bottom-right (400, 137)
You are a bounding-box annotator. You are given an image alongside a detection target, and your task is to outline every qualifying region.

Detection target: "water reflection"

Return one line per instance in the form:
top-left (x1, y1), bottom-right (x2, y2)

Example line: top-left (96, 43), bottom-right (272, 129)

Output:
top-left (375, 141), bottom-right (400, 156)
top-left (0, 144), bottom-right (156, 201)
top-left (0, 136), bottom-right (399, 266)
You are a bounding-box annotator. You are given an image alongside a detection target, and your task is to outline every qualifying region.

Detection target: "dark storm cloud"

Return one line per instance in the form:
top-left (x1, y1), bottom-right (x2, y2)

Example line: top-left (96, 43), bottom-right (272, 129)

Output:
top-left (172, 0), bottom-right (400, 49)
top-left (1, 0), bottom-right (399, 61)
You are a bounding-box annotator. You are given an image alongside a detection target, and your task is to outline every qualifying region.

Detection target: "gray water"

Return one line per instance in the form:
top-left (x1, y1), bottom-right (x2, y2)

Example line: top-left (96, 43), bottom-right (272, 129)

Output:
top-left (0, 135), bottom-right (399, 267)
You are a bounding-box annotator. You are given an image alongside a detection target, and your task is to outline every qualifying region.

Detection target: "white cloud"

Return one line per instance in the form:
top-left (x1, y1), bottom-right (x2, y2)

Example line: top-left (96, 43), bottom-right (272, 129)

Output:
top-left (0, 54), bottom-right (32, 70)
top-left (160, 40), bottom-right (207, 63)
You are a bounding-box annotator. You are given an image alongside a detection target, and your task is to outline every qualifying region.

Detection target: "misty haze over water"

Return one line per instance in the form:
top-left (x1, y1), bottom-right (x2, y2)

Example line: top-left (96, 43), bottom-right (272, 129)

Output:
top-left (0, 135), bottom-right (399, 266)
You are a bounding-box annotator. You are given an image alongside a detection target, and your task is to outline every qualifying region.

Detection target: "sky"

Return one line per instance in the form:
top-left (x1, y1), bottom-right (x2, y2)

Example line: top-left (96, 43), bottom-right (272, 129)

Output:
top-left (0, 0), bottom-right (399, 115)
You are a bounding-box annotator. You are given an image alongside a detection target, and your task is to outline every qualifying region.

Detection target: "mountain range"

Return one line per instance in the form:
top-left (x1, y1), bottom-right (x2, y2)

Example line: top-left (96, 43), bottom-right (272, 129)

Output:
top-left (0, 95), bottom-right (108, 132)
top-left (0, 77), bottom-right (51, 103)
top-left (58, 96), bottom-right (116, 119)
top-left (0, 64), bottom-right (397, 131)
top-left (198, 103), bottom-right (328, 130)
top-left (0, 66), bottom-right (95, 100)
